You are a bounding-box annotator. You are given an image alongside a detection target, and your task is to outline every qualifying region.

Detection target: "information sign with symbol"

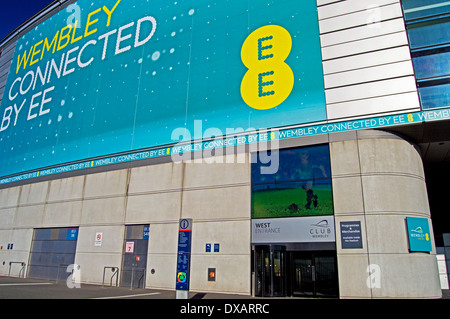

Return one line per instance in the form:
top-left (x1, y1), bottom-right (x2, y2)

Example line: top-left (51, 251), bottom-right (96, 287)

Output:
top-left (95, 232), bottom-right (103, 246)
top-left (125, 242), bottom-right (134, 253)
top-left (176, 219), bottom-right (192, 291)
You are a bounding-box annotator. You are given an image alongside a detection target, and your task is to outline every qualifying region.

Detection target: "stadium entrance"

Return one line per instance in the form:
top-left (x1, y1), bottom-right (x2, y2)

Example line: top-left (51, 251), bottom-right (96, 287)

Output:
top-left (253, 245), bottom-right (338, 297)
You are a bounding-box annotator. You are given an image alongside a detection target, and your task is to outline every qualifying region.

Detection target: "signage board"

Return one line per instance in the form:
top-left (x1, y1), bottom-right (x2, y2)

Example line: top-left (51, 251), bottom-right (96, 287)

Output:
top-left (176, 218), bottom-right (192, 291)
top-left (143, 225), bottom-right (149, 240)
top-left (251, 216), bottom-right (335, 244)
top-left (340, 221), bottom-right (363, 249)
top-left (406, 217), bottom-right (432, 252)
top-left (95, 232), bottom-right (103, 246)
top-left (125, 241), bottom-right (134, 253)
top-left (0, 0), bottom-right (325, 178)
top-left (66, 228), bottom-right (79, 241)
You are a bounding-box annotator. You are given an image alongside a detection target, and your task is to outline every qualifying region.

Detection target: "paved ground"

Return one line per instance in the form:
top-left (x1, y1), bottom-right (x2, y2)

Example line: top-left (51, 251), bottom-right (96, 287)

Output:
top-left (0, 275), bottom-right (253, 299)
top-left (1, 276), bottom-right (448, 319)
top-left (1, 275), bottom-right (449, 300)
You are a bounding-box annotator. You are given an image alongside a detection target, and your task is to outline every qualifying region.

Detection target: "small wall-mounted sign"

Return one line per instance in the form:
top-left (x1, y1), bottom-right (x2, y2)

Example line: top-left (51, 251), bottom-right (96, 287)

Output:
top-left (95, 232), bottom-right (103, 246)
top-left (66, 228), bottom-right (79, 241)
top-left (143, 225), bottom-right (150, 240)
top-left (340, 221), bottom-right (363, 249)
top-left (406, 217), bottom-right (432, 252)
top-left (126, 242), bottom-right (135, 253)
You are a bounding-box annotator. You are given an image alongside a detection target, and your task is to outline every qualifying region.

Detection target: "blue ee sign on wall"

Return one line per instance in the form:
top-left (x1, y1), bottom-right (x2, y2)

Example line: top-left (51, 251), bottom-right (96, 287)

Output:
top-left (406, 217), bottom-right (432, 252)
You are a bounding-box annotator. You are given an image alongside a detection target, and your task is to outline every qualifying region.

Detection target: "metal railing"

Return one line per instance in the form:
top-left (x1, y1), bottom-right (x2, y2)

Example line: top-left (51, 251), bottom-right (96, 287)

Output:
top-left (102, 267), bottom-right (119, 287)
top-left (130, 267), bottom-right (146, 290)
top-left (8, 262), bottom-right (26, 278)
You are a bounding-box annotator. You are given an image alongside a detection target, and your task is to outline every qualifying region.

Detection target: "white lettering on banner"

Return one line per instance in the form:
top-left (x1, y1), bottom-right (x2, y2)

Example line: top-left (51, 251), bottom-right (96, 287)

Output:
top-left (78, 40), bottom-right (96, 68)
top-left (1, 106), bottom-right (450, 185)
top-left (27, 86), bottom-right (54, 120)
top-left (2, 15), bottom-right (157, 133)
top-left (8, 77), bottom-right (22, 100)
top-left (417, 109), bottom-right (450, 121)
top-left (1, 107), bottom-right (12, 131)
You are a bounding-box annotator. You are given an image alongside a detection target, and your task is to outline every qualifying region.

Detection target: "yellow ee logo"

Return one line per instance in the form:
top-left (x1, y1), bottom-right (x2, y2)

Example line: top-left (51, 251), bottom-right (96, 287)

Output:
top-left (241, 25), bottom-right (294, 110)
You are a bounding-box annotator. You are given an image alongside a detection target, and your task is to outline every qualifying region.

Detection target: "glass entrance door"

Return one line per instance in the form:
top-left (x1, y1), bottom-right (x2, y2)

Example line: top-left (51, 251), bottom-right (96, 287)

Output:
top-left (291, 251), bottom-right (338, 297)
top-left (254, 245), bottom-right (287, 297)
top-left (314, 253), bottom-right (339, 297)
top-left (293, 253), bottom-right (314, 296)
top-left (254, 246), bottom-right (338, 298)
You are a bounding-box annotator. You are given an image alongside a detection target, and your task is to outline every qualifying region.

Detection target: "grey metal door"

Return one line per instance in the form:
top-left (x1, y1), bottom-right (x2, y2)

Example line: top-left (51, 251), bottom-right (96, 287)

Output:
top-left (121, 225), bottom-right (149, 288)
top-left (28, 227), bottom-right (78, 281)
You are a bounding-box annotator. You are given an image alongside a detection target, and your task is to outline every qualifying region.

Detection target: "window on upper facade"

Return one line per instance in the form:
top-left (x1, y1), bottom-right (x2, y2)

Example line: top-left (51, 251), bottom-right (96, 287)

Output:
top-left (401, 0), bottom-right (450, 110)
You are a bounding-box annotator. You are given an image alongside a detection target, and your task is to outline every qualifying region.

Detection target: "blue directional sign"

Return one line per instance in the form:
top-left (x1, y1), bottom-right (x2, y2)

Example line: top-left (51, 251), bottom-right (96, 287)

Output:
top-left (176, 218), bottom-right (192, 291)
top-left (66, 228), bottom-right (79, 241)
top-left (143, 225), bottom-right (149, 240)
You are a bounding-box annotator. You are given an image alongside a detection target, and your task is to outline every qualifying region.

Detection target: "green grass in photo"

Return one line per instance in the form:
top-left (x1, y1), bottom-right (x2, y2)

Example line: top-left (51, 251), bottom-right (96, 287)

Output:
top-left (252, 185), bottom-right (333, 219)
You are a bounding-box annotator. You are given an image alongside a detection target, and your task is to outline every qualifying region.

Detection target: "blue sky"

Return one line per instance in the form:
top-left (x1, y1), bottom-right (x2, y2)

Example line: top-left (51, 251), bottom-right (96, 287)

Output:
top-left (0, 0), bottom-right (55, 41)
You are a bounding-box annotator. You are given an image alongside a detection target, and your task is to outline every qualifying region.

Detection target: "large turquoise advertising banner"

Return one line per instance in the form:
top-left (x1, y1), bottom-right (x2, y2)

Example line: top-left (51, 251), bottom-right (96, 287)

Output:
top-left (0, 0), bottom-right (326, 178)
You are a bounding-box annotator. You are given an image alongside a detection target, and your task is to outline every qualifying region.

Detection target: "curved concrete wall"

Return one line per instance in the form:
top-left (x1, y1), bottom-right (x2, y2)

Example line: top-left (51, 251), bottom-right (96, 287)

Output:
top-left (331, 130), bottom-right (441, 298)
top-left (0, 129), bottom-right (442, 298)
